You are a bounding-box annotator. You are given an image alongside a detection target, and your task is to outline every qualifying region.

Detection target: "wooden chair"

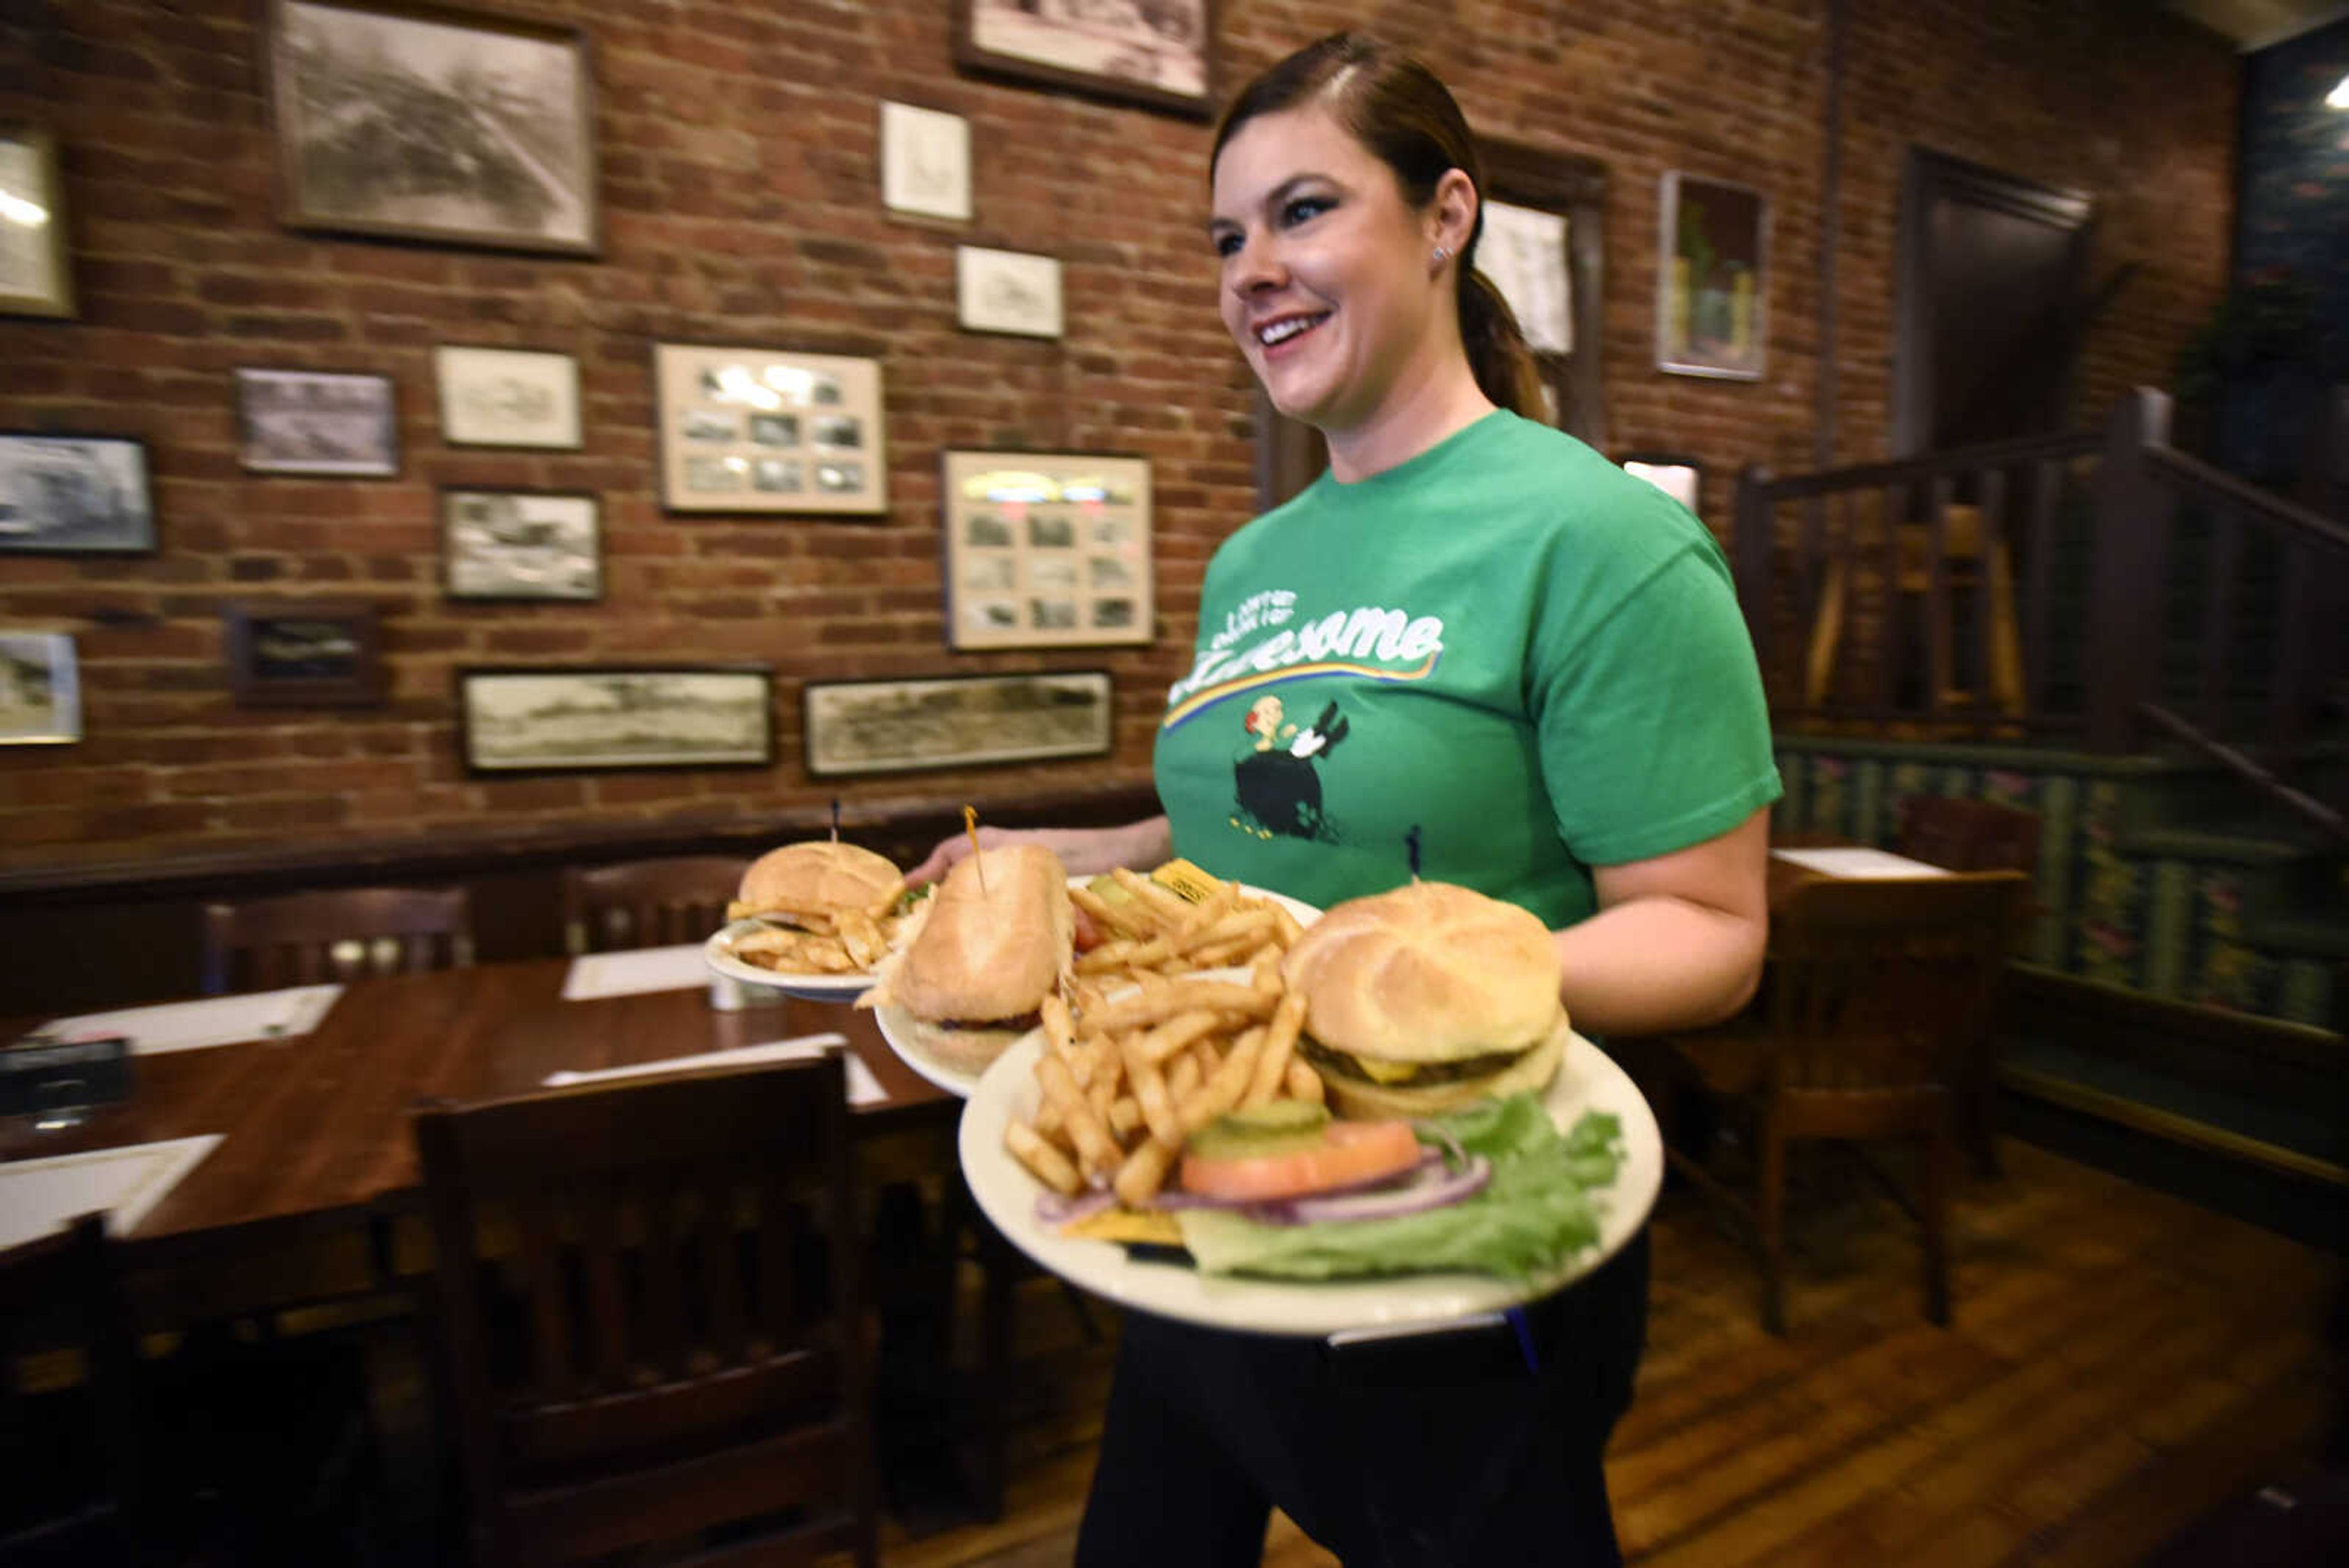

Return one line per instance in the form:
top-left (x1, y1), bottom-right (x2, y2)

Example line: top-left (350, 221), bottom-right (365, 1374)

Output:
top-left (412, 1054), bottom-right (875, 1568)
top-left (199, 886), bottom-right (473, 994)
top-left (560, 856), bottom-right (750, 954)
top-left (1661, 871), bottom-right (2030, 1334)
top-left (0, 1215), bottom-right (149, 1566)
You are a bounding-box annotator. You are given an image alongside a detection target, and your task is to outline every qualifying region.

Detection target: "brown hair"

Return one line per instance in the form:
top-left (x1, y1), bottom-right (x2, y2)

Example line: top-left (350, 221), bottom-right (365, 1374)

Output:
top-left (1211, 34), bottom-right (1545, 419)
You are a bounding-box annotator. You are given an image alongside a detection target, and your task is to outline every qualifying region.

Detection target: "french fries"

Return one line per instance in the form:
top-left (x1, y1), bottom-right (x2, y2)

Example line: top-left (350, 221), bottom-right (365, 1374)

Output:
top-left (1002, 865), bottom-right (1329, 1219)
top-left (721, 907), bottom-right (905, 976)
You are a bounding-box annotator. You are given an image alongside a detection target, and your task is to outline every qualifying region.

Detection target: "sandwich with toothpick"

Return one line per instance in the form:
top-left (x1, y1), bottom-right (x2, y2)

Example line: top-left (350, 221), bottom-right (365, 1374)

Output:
top-left (860, 844), bottom-right (1076, 1078)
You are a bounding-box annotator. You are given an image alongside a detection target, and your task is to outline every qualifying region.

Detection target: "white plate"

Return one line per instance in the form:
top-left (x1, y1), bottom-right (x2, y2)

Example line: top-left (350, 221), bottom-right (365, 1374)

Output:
top-left (702, 919), bottom-right (876, 1002)
top-left (959, 1028), bottom-right (1664, 1337)
top-left (871, 880), bottom-right (1323, 1101)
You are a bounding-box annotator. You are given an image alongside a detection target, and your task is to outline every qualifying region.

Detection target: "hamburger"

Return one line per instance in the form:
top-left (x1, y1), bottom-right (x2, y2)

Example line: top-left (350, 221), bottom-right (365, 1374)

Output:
top-left (727, 840), bottom-right (905, 930)
top-left (861, 845), bottom-right (1074, 1078)
top-left (1281, 881), bottom-right (1568, 1120)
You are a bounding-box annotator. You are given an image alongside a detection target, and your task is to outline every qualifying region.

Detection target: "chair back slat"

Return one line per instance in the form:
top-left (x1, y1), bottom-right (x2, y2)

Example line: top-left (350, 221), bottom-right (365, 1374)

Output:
top-left (200, 886), bottom-right (472, 995)
top-left (561, 856), bottom-right (751, 954)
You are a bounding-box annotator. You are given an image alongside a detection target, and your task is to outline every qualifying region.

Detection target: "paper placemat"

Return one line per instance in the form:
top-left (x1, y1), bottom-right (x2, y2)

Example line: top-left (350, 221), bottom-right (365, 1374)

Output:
top-left (1772, 847), bottom-right (1952, 880)
top-left (561, 943), bottom-right (710, 1001)
top-left (0, 1134), bottom-right (224, 1249)
top-left (37, 986), bottom-right (344, 1057)
top-left (542, 1033), bottom-right (884, 1105)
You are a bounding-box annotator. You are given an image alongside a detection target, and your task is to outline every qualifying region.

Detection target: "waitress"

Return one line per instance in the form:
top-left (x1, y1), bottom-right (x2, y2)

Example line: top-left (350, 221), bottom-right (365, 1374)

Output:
top-left (910, 33), bottom-right (1779, 1567)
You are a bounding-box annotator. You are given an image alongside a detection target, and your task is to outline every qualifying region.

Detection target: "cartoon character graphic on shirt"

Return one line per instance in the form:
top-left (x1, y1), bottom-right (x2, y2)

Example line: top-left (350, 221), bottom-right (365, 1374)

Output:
top-left (1230, 695), bottom-right (1350, 840)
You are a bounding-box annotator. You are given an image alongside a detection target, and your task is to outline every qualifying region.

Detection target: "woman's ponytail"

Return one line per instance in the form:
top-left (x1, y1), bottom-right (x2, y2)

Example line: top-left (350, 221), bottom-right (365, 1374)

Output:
top-left (1458, 266), bottom-right (1546, 421)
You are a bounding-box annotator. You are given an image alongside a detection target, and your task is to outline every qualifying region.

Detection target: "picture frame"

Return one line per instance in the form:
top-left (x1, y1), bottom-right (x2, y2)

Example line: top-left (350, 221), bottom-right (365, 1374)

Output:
top-left (880, 101), bottom-right (971, 223)
top-left (221, 600), bottom-right (384, 709)
top-left (1658, 171), bottom-right (1769, 381)
top-left (0, 632), bottom-right (81, 745)
top-left (441, 487), bottom-right (599, 601)
top-left (653, 343), bottom-right (887, 516)
top-left (954, 0), bottom-right (1215, 121)
top-left (236, 368), bottom-right (399, 476)
top-left (0, 434), bottom-right (154, 555)
top-left (956, 246), bottom-right (1064, 340)
top-left (0, 123), bottom-right (74, 319)
top-left (458, 666), bottom-right (775, 775)
top-left (264, 0), bottom-right (601, 258)
top-left (803, 670), bottom-right (1113, 779)
top-left (434, 345), bottom-right (581, 449)
top-left (941, 450), bottom-right (1153, 651)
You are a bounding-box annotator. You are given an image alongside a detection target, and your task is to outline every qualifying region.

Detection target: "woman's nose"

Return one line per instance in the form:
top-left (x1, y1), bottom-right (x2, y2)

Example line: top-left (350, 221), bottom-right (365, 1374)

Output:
top-left (1226, 233), bottom-right (1284, 295)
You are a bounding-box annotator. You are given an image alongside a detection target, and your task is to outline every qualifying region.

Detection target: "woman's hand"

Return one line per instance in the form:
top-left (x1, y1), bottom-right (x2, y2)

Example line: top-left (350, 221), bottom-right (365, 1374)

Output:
top-left (904, 816), bottom-right (1173, 887)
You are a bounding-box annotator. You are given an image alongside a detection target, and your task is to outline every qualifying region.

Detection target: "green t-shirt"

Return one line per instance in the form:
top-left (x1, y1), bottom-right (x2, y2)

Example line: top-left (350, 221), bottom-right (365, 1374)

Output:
top-left (1151, 411), bottom-right (1781, 927)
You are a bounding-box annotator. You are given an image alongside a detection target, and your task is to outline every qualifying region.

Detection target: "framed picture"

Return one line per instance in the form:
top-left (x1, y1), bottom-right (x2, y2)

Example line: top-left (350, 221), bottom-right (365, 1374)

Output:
top-left (0, 434), bottom-right (153, 555)
top-left (941, 450), bottom-right (1152, 650)
top-left (458, 666), bottom-right (775, 775)
top-left (957, 246), bottom-right (1064, 339)
top-left (880, 101), bottom-right (971, 222)
top-left (0, 124), bottom-right (73, 319)
top-left (804, 670), bottom-right (1113, 779)
top-left (1658, 171), bottom-right (1769, 381)
top-left (0, 633), bottom-right (81, 745)
top-left (264, 0), bottom-right (600, 257)
top-left (236, 368), bottom-right (399, 476)
top-left (442, 488), bottom-right (599, 601)
top-left (222, 600), bottom-right (384, 709)
top-left (653, 343), bottom-right (887, 515)
top-left (954, 0), bottom-right (1215, 120)
top-left (1480, 199), bottom-right (1572, 357)
top-left (434, 345), bottom-right (581, 448)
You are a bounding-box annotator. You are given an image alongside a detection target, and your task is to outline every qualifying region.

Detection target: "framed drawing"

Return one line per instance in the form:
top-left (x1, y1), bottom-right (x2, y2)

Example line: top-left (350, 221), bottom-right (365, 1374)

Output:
top-left (0, 633), bottom-right (80, 745)
top-left (1658, 171), bottom-right (1768, 381)
top-left (804, 670), bottom-right (1113, 779)
top-left (0, 124), bottom-right (73, 318)
top-left (264, 0), bottom-right (600, 257)
top-left (654, 344), bottom-right (886, 515)
top-left (941, 450), bottom-right (1152, 650)
top-left (0, 434), bottom-right (154, 555)
top-left (442, 488), bottom-right (599, 601)
top-left (434, 345), bottom-right (581, 449)
top-left (957, 246), bottom-right (1063, 339)
top-left (881, 101), bottom-right (971, 222)
top-left (954, 0), bottom-right (1214, 121)
top-left (236, 368), bottom-right (398, 476)
top-left (222, 600), bottom-right (384, 709)
top-left (458, 666), bottom-right (775, 775)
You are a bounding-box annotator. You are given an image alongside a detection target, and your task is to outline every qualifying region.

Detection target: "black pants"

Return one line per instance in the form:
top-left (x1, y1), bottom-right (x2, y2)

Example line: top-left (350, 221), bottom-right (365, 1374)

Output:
top-left (1075, 1230), bottom-right (1649, 1567)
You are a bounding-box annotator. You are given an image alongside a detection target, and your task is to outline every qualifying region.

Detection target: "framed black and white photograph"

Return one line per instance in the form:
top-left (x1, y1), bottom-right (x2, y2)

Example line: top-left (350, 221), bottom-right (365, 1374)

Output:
top-left (265, 0), bottom-right (599, 256)
top-left (0, 434), bottom-right (153, 556)
top-left (941, 450), bottom-right (1152, 650)
top-left (458, 666), bottom-right (775, 775)
top-left (957, 245), bottom-right (1064, 340)
top-left (880, 100), bottom-right (971, 223)
top-left (955, 0), bottom-right (1214, 121)
top-left (434, 344), bottom-right (581, 448)
top-left (442, 488), bottom-right (599, 601)
top-left (222, 600), bottom-right (384, 709)
top-left (654, 344), bottom-right (886, 515)
top-left (0, 124), bottom-right (74, 319)
top-left (1658, 171), bottom-right (1769, 381)
top-left (236, 368), bottom-right (399, 476)
top-left (804, 669), bottom-right (1113, 778)
top-left (0, 632), bottom-right (80, 745)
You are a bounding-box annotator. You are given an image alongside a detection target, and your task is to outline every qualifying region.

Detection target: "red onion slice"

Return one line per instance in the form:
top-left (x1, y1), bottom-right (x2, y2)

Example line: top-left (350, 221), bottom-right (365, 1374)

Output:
top-left (1036, 1186), bottom-right (1118, 1227)
top-left (1249, 1154), bottom-right (1492, 1226)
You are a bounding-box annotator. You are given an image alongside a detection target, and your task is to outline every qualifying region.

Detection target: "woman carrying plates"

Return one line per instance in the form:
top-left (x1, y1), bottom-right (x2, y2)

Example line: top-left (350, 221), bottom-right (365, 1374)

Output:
top-left (906, 33), bottom-right (1781, 1568)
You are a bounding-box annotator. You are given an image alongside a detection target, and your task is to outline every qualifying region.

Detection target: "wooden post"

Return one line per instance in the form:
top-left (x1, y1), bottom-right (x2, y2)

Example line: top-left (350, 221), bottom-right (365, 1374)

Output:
top-left (1734, 464), bottom-right (1776, 674)
top-left (2082, 389), bottom-right (2173, 752)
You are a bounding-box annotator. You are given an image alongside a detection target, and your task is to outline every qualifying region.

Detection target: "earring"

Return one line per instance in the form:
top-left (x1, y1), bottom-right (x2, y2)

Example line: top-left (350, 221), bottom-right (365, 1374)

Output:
top-left (1431, 244), bottom-right (1452, 265)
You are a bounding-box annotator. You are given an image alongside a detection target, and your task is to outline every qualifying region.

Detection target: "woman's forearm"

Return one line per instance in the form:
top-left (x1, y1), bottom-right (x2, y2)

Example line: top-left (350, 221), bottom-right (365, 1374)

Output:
top-left (1551, 894), bottom-right (1765, 1038)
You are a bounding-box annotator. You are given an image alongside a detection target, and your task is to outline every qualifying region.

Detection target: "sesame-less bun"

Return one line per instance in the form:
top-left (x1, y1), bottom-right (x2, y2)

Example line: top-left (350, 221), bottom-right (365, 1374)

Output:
top-left (880, 845), bottom-right (1072, 1026)
top-left (732, 841), bottom-right (904, 925)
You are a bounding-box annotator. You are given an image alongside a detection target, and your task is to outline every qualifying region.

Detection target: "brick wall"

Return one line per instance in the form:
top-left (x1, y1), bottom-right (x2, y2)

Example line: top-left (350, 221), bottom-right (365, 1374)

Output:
top-left (0, 1), bottom-right (2237, 872)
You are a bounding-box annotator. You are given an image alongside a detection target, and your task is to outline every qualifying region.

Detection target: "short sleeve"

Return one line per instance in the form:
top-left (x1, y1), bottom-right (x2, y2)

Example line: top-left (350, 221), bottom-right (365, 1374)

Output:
top-left (1529, 541), bottom-right (1783, 867)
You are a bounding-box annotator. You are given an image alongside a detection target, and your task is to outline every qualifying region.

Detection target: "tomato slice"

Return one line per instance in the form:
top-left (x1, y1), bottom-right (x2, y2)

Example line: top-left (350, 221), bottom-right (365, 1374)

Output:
top-left (1072, 904), bottom-right (1104, 953)
top-left (1179, 1120), bottom-right (1423, 1203)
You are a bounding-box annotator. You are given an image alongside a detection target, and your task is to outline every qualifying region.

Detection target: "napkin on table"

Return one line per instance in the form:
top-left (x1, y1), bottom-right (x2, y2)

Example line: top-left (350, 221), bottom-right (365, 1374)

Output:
top-left (35, 986), bottom-right (344, 1057)
top-left (541, 1033), bottom-right (885, 1105)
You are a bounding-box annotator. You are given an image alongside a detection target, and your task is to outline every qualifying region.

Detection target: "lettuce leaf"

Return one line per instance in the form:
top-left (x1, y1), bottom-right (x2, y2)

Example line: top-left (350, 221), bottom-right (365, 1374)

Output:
top-left (1173, 1094), bottom-right (1625, 1283)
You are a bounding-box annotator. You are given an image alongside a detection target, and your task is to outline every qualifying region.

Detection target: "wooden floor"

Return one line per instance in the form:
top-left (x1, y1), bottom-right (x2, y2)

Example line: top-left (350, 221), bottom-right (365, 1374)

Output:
top-left (856, 1138), bottom-right (2343, 1567)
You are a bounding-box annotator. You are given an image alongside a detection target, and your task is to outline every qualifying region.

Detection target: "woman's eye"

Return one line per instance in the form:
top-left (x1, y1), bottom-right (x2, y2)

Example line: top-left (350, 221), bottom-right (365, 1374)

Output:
top-left (1213, 232), bottom-right (1242, 259)
top-left (1281, 196), bottom-right (1332, 227)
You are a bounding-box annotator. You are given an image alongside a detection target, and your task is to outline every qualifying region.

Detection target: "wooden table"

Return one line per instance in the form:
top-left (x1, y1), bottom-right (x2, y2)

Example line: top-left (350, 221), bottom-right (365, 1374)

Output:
top-left (1, 958), bottom-right (955, 1322)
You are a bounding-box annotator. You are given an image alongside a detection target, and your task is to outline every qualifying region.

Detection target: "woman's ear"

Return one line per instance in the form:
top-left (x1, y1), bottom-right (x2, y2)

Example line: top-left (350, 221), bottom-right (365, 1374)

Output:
top-left (1430, 168), bottom-right (1480, 260)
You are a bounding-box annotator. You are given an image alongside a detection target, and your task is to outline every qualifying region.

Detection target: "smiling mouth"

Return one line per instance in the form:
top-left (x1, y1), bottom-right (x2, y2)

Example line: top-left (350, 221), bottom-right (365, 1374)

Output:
top-left (1257, 313), bottom-right (1330, 349)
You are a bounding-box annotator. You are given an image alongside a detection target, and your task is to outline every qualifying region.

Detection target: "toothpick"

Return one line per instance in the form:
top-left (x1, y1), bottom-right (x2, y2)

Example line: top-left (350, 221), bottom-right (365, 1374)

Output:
top-left (1406, 825), bottom-right (1423, 882)
top-left (963, 804), bottom-right (987, 892)
top-left (829, 797), bottom-right (841, 842)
